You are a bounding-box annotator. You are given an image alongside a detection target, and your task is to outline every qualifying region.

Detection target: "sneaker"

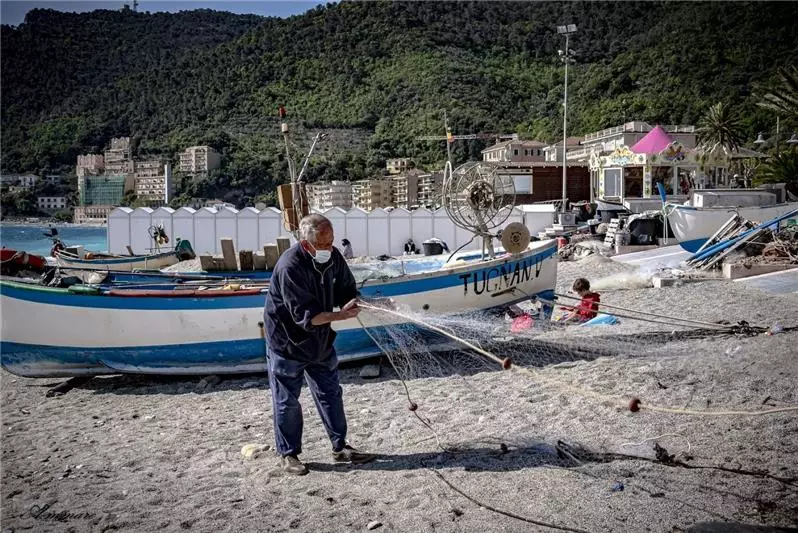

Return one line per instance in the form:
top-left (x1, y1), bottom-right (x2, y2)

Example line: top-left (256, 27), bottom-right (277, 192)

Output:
top-left (332, 445), bottom-right (376, 464)
top-left (280, 455), bottom-right (309, 476)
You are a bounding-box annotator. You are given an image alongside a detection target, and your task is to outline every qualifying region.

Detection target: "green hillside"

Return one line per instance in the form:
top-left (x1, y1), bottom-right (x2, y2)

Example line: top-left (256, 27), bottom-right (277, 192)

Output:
top-left (2, 1), bottom-right (796, 207)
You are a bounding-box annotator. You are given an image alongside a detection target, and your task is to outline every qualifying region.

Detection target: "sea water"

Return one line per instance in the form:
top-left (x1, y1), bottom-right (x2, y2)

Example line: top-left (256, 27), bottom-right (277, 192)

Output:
top-left (0, 224), bottom-right (108, 256)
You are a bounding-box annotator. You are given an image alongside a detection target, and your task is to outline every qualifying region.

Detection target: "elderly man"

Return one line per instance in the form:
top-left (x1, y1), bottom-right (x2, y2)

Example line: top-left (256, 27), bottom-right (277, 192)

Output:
top-left (264, 214), bottom-right (374, 475)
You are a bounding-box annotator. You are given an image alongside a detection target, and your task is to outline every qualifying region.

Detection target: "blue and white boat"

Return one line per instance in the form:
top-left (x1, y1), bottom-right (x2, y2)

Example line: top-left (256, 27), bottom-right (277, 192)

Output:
top-left (1, 240), bottom-right (557, 377)
top-left (667, 202), bottom-right (798, 252)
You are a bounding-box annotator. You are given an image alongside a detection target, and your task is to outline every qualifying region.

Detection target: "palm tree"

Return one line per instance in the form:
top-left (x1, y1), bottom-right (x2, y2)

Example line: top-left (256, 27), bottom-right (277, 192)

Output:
top-left (756, 65), bottom-right (798, 122)
top-left (696, 102), bottom-right (745, 155)
top-left (754, 151), bottom-right (798, 196)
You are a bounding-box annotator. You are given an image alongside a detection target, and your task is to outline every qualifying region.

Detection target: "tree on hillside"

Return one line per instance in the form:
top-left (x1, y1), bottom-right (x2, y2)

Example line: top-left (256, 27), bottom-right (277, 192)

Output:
top-left (697, 102), bottom-right (745, 155)
top-left (754, 151), bottom-right (798, 196)
top-left (756, 65), bottom-right (798, 122)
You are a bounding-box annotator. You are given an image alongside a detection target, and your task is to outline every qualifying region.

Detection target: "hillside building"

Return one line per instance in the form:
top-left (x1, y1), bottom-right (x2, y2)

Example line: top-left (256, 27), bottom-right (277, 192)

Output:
top-left (37, 196), bottom-right (68, 212)
top-left (104, 137), bottom-right (134, 176)
top-left (1, 174), bottom-right (39, 188)
top-left (417, 171), bottom-right (444, 209)
top-left (390, 170), bottom-right (422, 209)
top-left (179, 146), bottom-right (221, 178)
top-left (352, 179), bottom-right (391, 210)
top-left (134, 159), bottom-right (173, 206)
top-left (482, 140), bottom-right (547, 163)
top-left (386, 158), bottom-right (412, 175)
top-left (306, 181), bottom-right (353, 211)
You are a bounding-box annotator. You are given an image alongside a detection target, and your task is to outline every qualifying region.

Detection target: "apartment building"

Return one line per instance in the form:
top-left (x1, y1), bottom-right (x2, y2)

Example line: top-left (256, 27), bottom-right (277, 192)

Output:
top-left (351, 179), bottom-right (391, 210)
top-left (104, 137), bottom-right (134, 176)
top-left (37, 196), bottom-right (68, 212)
top-left (74, 174), bottom-right (130, 224)
top-left (134, 160), bottom-right (173, 206)
top-left (76, 154), bottom-right (104, 177)
top-left (179, 146), bottom-right (221, 178)
top-left (482, 140), bottom-right (547, 163)
top-left (386, 158), bottom-right (412, 175)
top-left (417, 171), bottom-right (444, 209)
top-left (306, 181), bottom-right (353, 211)
top-left (390, 170), bottom-right (421, 209)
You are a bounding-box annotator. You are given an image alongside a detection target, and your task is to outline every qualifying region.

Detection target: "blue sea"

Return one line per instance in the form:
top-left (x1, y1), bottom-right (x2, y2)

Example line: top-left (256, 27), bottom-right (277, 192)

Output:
top-left (0, 224), bottom-right (108, 256)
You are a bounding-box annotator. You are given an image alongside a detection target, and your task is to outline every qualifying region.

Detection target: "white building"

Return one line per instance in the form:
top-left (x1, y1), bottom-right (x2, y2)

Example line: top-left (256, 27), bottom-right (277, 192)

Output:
top-left (37, 196), bottom-right (68, 212)
top-left (179, 146), bottom-right (221, 177)
top-left (306, 181), bottom-right (353, 210)
top-left (134, 159), bottom-right (173, 206)
top-left (482, 140), bottom-right (547, 163)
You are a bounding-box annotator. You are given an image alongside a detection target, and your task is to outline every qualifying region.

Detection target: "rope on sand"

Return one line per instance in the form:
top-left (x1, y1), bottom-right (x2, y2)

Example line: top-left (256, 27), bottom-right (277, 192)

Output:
top-left (356, 301), bottom-right (798, 418)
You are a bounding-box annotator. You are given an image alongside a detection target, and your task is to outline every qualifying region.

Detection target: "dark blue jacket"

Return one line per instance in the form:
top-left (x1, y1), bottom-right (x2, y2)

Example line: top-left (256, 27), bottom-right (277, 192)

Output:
top-left (264, 243), bottom-right (358, 362)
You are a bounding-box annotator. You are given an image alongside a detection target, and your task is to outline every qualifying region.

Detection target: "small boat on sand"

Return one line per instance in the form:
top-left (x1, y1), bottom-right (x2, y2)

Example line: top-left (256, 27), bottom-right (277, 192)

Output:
top-left (0, 240), bottom-right (557, 377)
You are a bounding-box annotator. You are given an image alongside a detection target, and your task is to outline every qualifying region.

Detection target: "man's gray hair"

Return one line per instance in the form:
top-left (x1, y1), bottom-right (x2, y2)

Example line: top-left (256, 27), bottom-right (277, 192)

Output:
top-left (298, 214), bottom-right (332, 244)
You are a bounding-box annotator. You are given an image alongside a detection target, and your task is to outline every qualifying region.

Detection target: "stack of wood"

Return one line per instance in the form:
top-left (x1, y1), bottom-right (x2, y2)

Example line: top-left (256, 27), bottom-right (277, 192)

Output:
top-left (198, 237), bottom-right (292, 272)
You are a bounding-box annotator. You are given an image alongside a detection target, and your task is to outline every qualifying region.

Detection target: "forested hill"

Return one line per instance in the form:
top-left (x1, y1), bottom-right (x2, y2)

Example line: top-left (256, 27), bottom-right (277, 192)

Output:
top-left (2, 1), bottom-right (797, 206)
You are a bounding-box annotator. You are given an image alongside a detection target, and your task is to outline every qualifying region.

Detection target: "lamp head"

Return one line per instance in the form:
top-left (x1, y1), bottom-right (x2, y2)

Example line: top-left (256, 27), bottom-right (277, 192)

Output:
top-left (754, 132), bottom-right (766, 145)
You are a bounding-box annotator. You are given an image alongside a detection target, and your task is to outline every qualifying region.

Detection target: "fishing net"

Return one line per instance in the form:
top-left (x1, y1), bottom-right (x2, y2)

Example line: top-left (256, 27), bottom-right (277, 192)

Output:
top-left (355, 296), bottom-right (798, 423)
top-left (350, 298), bottom-right (797, 531)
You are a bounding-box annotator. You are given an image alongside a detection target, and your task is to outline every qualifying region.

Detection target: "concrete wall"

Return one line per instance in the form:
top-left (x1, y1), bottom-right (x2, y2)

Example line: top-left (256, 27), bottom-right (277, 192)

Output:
top-left (107, 205), bottom-right (551, 256)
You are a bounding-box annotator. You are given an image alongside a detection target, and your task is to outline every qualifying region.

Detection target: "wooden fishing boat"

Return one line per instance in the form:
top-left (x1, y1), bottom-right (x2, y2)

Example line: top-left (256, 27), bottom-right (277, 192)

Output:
top-left (1, 240), bottom-right (557, 377)
top-left (54, 249), bottom-right (182, 272)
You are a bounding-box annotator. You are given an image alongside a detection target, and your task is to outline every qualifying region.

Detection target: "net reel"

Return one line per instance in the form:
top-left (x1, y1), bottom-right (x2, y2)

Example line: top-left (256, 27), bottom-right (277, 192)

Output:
top-left (442, 161), bottom-right (522, 258)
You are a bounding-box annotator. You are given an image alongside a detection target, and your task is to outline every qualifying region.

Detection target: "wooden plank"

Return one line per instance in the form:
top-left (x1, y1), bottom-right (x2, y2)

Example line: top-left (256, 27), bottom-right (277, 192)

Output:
top-left (263, 244), bottom-right (280, 270)
top-left (276, 237), bottom-right (291, 257)
top-left (239, 250), bottom-right (254, 271)
top-left (220, 239), bottom-right (238, 270)
top-left (199, 255), bottom-right (215, 271)
top-left (212, 257), bottom-right (226, 271)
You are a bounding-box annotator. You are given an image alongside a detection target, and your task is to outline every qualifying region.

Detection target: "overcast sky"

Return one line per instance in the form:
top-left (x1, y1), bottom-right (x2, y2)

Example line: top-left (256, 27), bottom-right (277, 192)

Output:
top-left (1, 1), bottom-right (324, 26)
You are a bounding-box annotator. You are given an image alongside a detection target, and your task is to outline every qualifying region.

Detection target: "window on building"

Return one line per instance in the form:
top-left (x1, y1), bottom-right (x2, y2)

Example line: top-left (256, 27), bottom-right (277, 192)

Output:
top-left (513, 149), bottom-right (518, 156)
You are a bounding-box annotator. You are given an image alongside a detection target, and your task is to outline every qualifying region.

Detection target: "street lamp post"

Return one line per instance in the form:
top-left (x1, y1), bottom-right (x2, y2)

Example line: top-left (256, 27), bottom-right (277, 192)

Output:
top-left (557, 24), bottom-right (577, 212)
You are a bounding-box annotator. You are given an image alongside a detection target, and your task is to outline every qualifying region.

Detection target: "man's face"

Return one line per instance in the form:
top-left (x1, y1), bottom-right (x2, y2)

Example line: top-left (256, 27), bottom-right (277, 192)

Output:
top-left (302, 224), bottom-right (334, 256)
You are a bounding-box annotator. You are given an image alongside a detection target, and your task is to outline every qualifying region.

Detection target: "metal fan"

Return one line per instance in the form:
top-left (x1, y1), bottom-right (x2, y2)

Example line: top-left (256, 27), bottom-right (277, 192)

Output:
top-left (442, 161), bottom-right (516, 258)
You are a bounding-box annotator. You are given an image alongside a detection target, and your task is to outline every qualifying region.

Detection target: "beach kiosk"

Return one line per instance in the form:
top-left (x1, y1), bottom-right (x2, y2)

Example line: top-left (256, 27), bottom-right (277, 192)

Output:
top-left (591, 125), bottom-right (731, 213)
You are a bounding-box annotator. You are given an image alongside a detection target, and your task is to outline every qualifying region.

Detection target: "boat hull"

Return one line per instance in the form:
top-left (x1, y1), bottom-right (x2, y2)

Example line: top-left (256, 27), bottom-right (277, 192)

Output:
top-left (2, 241), bottom-right (558, 377)
top-left (55, 251), bottom-right (179, 272)
top-left (667, 203), bottom-right (798, 252)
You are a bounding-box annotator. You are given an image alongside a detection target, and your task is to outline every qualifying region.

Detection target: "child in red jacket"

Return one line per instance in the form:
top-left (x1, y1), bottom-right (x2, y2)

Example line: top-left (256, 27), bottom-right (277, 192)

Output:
top-left (562, 278), bottom-right (600, 322)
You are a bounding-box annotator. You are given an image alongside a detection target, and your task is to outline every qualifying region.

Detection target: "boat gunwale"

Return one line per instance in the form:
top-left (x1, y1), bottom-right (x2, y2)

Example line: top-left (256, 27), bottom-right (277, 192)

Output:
top-left (1, 240), bottom-right (557, 297)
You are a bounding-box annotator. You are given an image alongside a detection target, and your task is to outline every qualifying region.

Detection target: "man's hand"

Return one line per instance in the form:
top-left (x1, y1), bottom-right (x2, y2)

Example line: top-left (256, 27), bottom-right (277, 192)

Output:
top-left (339, 298), bottom-right (361, 320)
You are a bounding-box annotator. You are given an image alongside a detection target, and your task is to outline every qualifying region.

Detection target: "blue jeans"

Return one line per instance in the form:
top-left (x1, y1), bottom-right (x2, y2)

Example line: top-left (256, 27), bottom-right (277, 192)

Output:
top-left (267, 349), bottom-right (347, 457)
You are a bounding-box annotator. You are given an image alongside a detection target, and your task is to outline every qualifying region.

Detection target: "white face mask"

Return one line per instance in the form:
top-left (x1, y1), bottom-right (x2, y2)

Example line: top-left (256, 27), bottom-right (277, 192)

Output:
top-left (308, 242), bottom-right (332, 264)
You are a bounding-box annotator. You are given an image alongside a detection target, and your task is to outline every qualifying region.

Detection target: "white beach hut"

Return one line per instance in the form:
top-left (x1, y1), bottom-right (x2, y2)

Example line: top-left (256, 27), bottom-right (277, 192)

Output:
top-left (257, 207), bottom-right (282, 248)
top-left (193, 207), bottom-right (218, 255)
top-left (107, 207), bottom-right (133, 254)
top-left (151, 207), bottom-right (175, 251)
top-left (130, 207), bottom-right (154, 254)
top-left (344, 207), bottom-right (368, 257)
top-left (236, 207), bottom-right (260, 251)
top-left (388, 207), bottom-right (412, 256)
top-left (367, 208), bottom-right (390, 257)
top-left (216, 206), bottom-right (239, 250)
top-left (172, 207), bottom-right (196, 247)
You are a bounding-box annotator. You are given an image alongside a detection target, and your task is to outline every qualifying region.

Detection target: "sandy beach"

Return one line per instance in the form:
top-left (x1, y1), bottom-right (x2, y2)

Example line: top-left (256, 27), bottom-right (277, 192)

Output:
top-left (2, 255), bottom-right (797, 532)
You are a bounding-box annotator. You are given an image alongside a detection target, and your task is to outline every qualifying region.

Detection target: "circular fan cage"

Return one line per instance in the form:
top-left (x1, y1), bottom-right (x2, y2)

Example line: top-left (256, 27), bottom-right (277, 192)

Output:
top-left (443, 161), bottom-right (516, 236)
